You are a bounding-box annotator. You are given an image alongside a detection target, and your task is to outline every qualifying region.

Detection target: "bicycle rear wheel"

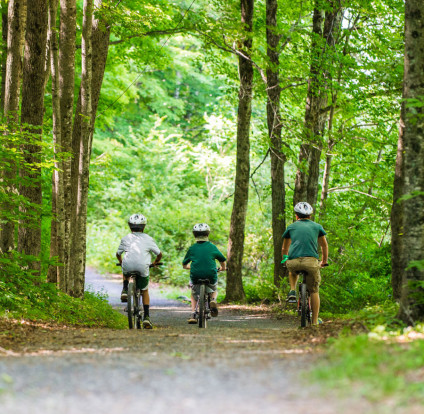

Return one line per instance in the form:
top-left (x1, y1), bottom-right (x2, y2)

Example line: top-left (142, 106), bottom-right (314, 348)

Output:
top-left (127, 281), bottom-right (136, 329)
top-left (136, 291), bottom-right (142, 329)
top-left (198, 284), bottom-right (207, 328)
top-left (300, 283), bottom-right (308, 328)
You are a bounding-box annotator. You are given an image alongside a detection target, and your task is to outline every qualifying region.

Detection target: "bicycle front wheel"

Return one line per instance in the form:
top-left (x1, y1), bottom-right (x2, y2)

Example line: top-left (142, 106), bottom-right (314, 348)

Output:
top-left (300, 283), bottom-right (308, 328)
top-left (127, 281), bottom-right (136, 329)
top-left (198, 284), bottom-right (207, 328)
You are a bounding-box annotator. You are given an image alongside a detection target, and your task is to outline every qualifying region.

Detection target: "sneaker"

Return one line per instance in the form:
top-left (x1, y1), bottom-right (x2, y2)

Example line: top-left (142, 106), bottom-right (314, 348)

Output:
top-left (121, 288), bottom-right (128, 303)
top-left (287, 290), bottom-right (296, 303)
top-left (142, 315), bottom-right (153, 329)
top-left (210, 301), bottom-right (218, 317)
top-left (313, 318), bottom-right (323, 326)
top-left (187, 313), bottom-right (197, 324)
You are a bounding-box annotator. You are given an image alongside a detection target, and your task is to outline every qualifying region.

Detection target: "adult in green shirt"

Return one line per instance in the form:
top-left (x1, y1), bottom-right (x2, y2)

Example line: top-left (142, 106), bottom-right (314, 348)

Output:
top-left (282, 202), bottom-right (328, 325)
top-left (182, 223), bottom-right (226, 324)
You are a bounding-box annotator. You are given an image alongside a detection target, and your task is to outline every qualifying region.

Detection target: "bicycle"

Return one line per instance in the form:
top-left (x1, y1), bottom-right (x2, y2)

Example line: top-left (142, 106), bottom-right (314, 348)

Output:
top-left (192, 279), bottom-right (215, 328)
top-left (295, 264), bottom-right (329, 328)
top-left (117, 262), bottom-right (162, 330)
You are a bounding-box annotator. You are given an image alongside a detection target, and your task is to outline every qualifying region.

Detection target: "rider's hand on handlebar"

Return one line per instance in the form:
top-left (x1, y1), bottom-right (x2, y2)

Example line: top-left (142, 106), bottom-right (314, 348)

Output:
top-left (320, 261), bottom-right (329, 268)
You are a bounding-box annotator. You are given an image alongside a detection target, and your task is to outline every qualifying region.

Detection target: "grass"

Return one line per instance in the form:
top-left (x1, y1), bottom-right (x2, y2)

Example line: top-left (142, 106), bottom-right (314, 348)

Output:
top-left (0, 277), bottom-right (127, 329)
top-left (310, 304), bottom-right (424, 408)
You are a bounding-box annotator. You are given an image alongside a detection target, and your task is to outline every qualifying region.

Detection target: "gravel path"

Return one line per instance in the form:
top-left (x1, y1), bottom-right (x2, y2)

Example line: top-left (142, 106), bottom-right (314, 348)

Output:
top-left (0, 269), bottom-right (402, 414)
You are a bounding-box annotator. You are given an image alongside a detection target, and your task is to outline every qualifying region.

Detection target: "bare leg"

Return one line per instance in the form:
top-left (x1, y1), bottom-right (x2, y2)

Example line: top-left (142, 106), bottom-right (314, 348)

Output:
top-left (190, 292), bottom-right (196, 312)
top-left (141, 289), bottom-right (150, 306)
top-left (310, 292), bottom-right (320, 325)
top-left (288, 272), bottom-right (298, 291)
top-left (210, 290), bottom-right (217, 301)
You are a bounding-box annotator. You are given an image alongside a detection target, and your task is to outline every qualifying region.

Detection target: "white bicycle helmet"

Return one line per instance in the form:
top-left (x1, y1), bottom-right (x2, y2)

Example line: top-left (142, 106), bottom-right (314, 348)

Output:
top-left (128, 213), bottom-right (147, 225)
top-left (294, 202), bottom-right (313, 216)
top-left (193, 223), bottom-right (210, 232)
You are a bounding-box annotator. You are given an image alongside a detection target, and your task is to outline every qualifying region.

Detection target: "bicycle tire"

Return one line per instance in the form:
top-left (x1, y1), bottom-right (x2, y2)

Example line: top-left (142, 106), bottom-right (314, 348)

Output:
top-left (136, 291), bottom-right (142, 329)
top-left (300, 283), bottom-right (308, 328)
top-left (198, 284), bottom-right (207, 328)
top-left (127, 281), bottom-right (135, 329)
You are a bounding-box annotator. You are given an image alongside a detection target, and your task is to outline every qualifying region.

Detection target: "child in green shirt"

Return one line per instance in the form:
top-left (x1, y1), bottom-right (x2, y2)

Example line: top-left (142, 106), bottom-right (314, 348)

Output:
top-left (182, 223), bottom-right (226, 324)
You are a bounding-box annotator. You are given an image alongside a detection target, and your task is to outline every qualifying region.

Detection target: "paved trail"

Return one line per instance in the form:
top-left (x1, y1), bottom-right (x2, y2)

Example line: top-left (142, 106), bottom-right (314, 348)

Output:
top-left (0, 269), bottom-right (400, 414)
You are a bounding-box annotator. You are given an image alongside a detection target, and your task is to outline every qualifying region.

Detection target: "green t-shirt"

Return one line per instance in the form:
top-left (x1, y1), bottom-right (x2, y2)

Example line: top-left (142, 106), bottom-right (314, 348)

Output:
top-left (182, 241), bottom-right (226, 283)
top-left (282, 219), bottom-right (327, 260)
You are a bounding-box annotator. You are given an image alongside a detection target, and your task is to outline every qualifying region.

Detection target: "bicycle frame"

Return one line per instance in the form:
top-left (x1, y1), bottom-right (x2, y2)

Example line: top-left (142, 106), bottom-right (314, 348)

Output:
top-left (127, 274), bottom-right (142, 329)
top-left (297, 271), bottom-right (312, 328)
top-left (193, 279), bottom-right (213, 328)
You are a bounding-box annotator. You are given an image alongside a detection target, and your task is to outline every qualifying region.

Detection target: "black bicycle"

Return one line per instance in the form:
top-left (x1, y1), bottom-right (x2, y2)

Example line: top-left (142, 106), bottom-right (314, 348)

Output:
top-left (193, 279), bottom-right (212, 328)
top-left (296, 264), bottom-right (328, 328)
top-left (297, 270), bottom-right (312, 328)
top-left (117, 263), bottom-right (162, 330)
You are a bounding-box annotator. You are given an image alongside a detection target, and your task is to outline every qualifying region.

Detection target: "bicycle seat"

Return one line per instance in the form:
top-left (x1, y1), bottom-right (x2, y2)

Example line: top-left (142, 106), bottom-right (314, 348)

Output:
top-left (196, 279), bottom-right (211, 284)
top-left (295, 270), bottom-right (308, 276)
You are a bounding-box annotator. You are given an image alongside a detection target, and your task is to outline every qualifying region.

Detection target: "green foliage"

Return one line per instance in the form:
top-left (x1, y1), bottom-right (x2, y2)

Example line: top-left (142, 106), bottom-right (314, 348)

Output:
top-left (311, 328), bottom-right (424, 404)
top-left (0, 252), bottom-right (126, 328)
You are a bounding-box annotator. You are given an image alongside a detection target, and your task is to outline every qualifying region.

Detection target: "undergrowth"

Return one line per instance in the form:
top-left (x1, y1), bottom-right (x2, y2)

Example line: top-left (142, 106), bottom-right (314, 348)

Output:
top-left (311, 304), bottom-right (424, 408)
top-left (0, 270), bottom-right (126, 329)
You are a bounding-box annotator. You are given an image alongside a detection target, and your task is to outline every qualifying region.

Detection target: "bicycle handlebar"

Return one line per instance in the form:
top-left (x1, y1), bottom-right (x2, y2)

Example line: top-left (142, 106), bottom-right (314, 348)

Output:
top-left (116, 262), bottom-right (163, 268)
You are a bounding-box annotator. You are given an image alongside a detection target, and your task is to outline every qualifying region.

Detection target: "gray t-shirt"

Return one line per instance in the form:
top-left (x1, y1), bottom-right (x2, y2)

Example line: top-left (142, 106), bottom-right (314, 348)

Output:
top-left (116, 232), bottom-right (161, 277)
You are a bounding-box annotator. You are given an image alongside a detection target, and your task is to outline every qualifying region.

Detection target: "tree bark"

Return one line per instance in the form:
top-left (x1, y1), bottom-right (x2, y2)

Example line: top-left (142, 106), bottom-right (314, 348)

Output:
top-left (18, 0), bottom-right (48, 271)
top-left (1, 1), bottom-right (7, 115)
top-left (70, 0), bottom-right (110, 296)
top-left (266, 0), bottom-right (286, 287)
top-left (47, 0), bottom-right (63, 284)
top-left (294, 0), bottom-right (342, 209)
top-left (391, 114), bottom-right (405, 301)
top-left (397, 0), bottom-right (424, 324)
top-left (58, 0), bottom-right (77, 294)
top-left (70, 0), bottom-right (94, 298)
top-left (225, 0), bottom-right (254, 302)
top-left (1, 0), bottom-right (25, 253)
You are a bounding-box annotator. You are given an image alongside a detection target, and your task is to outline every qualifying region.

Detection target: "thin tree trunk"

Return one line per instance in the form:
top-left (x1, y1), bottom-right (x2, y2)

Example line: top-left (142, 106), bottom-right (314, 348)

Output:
top-left (47, 0), bottom-right (63, 284)
top-left (266, 0), bottom-right (286, 287)
top-left (18, 0), bottom-right (49, 271)
top-left (70, 0), bottom-right (110, 296)
top-left (294, 0), bottom-right (342, 209)
top-left (1, 1), bottom-right (7, 115)
top-left (225, 0), bottom-right (254, 302)
top-left (1, 0), bottom-right (25, 253)
top-left (391, 114), bottom-right (405, 301)
top-left (318, 101), bottom-right (336, 215)
top-left (58, 0), bottom-right (76, 294)
top-left (70, 0), bottom-right (93, 298)
top-left (397, 0), bottom-right (424, 324)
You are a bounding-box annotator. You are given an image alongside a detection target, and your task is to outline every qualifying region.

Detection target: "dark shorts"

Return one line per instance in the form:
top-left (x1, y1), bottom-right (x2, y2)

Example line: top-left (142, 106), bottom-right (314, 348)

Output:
top-left (123, 272), bottom-right (149, 291)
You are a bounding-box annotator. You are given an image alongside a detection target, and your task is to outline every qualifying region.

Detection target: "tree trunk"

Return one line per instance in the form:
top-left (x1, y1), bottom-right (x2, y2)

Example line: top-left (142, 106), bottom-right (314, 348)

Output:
top-left (1, 0), bottom-right (25, 253)
top-left (47, 0), bottom-right (63, 284)
top-left (391, 114), bottom-right (405, 301)
top-left (70, 0), bottom-right (110, 296)
top-left (397, 0), bottom-right (424, 324)
top-left (266, 0), bottom-right (286, 287)
top-left (70, 0), bottom-right (94, 298)
top-left (225, 0), bottom-right (254, 302)
top-left (294, 0), bottom-right (342, 209)
top-left (318, 102), bottom-right (336, 216)
top-left (18, 0), bottom-right (48, 272)
top-left (58, 0), bottom-right (77, 294)
top-left (1, 1), bottom-right (7, 115)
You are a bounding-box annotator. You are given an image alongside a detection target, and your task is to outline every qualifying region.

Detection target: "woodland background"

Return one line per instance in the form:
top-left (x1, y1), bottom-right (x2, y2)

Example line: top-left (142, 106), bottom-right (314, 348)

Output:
top-left (0, 0), bottom-right (423, 326)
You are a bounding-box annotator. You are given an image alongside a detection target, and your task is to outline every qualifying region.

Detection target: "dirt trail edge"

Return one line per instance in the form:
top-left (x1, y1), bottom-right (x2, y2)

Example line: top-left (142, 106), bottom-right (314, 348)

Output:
top-left (0, 269), bottom-right (376, 414)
